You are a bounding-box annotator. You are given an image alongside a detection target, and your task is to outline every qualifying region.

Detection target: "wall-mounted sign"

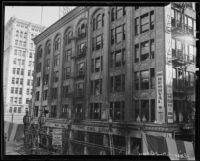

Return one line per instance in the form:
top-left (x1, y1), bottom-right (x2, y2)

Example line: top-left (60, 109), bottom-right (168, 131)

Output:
top-left (72, 125), bottom-right (110, 134)
top-left (44, 122), bottom-right (68, 129)
top-left (156, 71), bottom-right (165, 123)
top-left (165, 4), bottom-right (174, 123)
top-left (52, 129), bottom-right (62, 146)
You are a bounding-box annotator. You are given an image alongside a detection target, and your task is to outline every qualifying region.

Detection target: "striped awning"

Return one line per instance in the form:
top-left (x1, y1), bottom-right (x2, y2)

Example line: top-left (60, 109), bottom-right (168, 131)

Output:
top-left (142, 133), bottom-right (195, 160)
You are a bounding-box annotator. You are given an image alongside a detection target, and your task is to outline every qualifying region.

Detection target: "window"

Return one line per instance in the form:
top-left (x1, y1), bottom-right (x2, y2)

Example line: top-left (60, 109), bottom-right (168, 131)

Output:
top-left (111, 49), bottom-right (125, 68)
top-left (19, 88), bottom-right (22, 94)
top-left (9, 107), bottom-right (12, 113)
top-left (13, 68), bottom-right (16, 74)
top-left (16, 78), bottom-right (19, 84)
top-left (50, 105), bottom-right (57, 118)
top-left (150, 39), bottom-right (155, 59)
top-left (64, 49), bottom-right (72, 62)
top-left (76, 82), bottom-right (84, 97)
top-left (141, 41), bottom-right (149, 61)
top-left (89, 103), bottom-right (102, 120)
top-left (63, 67), bottom-right (71, 80)
top-left (52, 88), bottom-right (58, 99)
top-left (78, 43), bottom-right (86, 55)
top-left (46, 41), bottom-right (51, 55)
top-left (37, 47), bottom-right (42, 60)
top-left (21, 69), bottom-right (24, 75)
top-left (20, 78), bottom-right (23, 85)
top-left (14, 107), bottom-right (17, 113)
top-left (110, 101), bottom-right (125, 121)
top-left (23, 42), bottom-right (26, 47)
top-left (96, 34), bottom-right (103, 50)
top-left (53, 71), bottom-right (59, 82)
top-left (14, 98), bottom-right (17, 103)
top-left (135, 44), bottom-right (139, 62)
top-left (27, 89), bottom-right (29, 95)
top-left (12, 78), bottom-right (15, 84)
top-left (13, 58), bottom-right (17, 64)
top-left (34, 106), bottom-right (39, 117)
top-left (135, 17), bottom-right (140, 35)
top-left (111, 24), bottom-right (126, 44)
top-left (14, 49), bottom-right (17, 55)
top-left (19, 41), bottom-right (22, 46)
top-left (17, 68), bottom-right (20, 75)
top-left (150, 68), bottom-right (155, 89)
top-left (110, 74), bottom-right (125, 92)
top-left (141, 70), bottom-right (149, 89)
top-left (63, 85), bottom-right (69, 98)
top-left (75, 104), bottom-right (83, 120)
top-left (43, 74), bottom-right (49, 85)
top-left (150, 11), bottom-right (155, 30)
top-left (96, 14), bottom-right (102, 29)
top-left (140, 13), bottom-right (149, 33)
top-left (54, 36), bottom-right (61, 51)
top-left (36, 63), bottom-right (41, 73)
top-left (10, 97), bottom-right (13, 103)
top-left (11, 87), bottom-right (14, 93)
top-left (27, 79), bottom-right (30, 86)
top-left (91, 79), bottom-right (102, 96)
top-left (20, 31), bottom-right (23, 38)
top-left (53, 55), bottom-right (59, 67)
top-left (16, 30), bottom-right (19, 37)
top-left (36, 91), bottom-right (40, 101)
top-left (135, 72), bottom-right (140, 90)
top-left (19, 98), bottom-right (22, 104)
top-left (94, 57), bottom-right (103, 72)
top-left (26, 99), bottom-right (29, 104)
top-left (18, 107), bottom-right (22, 113)
top-left (22, 60), bottom-right (25, 65)
top-left (141, 100), bottom-right (149, 122)
top-left (135, 99), bottom-right (155, 122)
top-left (15, 88), bottom-right (18, 94)
top-left (61, 104), bottom-right (69, 118)
top-left (24, 32), bottom-right (27, 38)
top-left (28, 70), bottom-right (31, 76)
top-left (15, 40), bottom-right (18, 45)
top-left (77, 62), bottom-right (84, 76)
top-left (111, 7), bottom-right (126, 21)
top-left (43, 89), bottom-right (48, 100)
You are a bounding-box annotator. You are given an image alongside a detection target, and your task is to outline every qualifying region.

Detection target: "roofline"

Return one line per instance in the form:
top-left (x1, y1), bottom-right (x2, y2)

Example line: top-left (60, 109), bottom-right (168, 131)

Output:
top-left (33, 7), bottom-right (86, 44)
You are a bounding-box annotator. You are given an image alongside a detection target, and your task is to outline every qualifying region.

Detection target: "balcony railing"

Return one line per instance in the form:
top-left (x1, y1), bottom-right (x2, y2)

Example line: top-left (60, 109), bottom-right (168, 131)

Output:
top-left (171, 21), bottom-right (194, 36)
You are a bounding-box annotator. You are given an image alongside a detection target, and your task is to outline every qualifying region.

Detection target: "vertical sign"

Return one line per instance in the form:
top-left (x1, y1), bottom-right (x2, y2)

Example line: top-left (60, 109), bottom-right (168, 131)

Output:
top-left (165, 4), bottom-right (174, 123)
top-left (156, 71), bottom-right (165, 123)
top-left (52, 128), bottom-right (62, 146)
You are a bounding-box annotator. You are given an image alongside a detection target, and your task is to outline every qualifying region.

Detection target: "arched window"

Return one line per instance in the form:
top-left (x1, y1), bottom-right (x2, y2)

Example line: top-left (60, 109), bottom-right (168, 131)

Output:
top-left (102, 13), bottom-right (105, 27)
top-left (37, 46), bottom-right (42, 60)
top-left (46, 41), bottom-right (51, 55)
top-left (81, 23), bottom-right (86, 35)
top-left (96, 14), bottom-right (102, 29)
top-left (68, 31), bottom-right (73, 44)
top-left (111, 8), bottom-right (115, 21)
top-left (93, 18), bottom-right (96, 31)
top-left (54, 35), bottom-right (61, 51)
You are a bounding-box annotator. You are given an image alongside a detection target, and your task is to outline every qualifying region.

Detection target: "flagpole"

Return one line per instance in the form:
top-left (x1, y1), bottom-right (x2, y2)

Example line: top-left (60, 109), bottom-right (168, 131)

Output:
top-left (40, 7), bottom-right (43, 25)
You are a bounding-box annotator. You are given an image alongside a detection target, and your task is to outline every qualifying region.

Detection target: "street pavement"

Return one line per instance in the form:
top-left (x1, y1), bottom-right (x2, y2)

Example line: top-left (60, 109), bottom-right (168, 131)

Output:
top-left (6, 140), bottom-right (28, 155)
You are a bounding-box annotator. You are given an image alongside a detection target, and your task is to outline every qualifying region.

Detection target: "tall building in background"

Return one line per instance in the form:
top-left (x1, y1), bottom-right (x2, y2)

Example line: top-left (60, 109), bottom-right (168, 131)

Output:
top-left (3, 17), bottom-right (45, 124)
top-left (58, 7), bottom-right (76, 19)
top-left (26, 3), bottom-right (196, 155)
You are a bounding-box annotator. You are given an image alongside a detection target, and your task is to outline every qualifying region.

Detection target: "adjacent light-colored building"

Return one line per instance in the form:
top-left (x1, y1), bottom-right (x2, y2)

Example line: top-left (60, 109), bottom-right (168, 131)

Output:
top-left (27, 3), bottom-right (196, 155)
top-left (3, 17), bottom-right (45, 124)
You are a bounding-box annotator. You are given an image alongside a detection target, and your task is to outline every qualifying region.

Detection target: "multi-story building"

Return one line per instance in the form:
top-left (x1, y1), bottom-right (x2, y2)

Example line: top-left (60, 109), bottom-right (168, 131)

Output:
top-left (28, 3), bottom-right (196, 155)
top-left (3, 17), bottom-right (45, 124)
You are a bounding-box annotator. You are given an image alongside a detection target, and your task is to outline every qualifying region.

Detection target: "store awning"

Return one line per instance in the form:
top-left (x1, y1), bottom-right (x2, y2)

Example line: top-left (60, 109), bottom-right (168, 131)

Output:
top-left (142, 133), bottom-right (195, 160)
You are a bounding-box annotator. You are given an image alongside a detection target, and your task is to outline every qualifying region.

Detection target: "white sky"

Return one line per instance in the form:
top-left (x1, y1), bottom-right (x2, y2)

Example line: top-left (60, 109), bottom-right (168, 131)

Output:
top-left (4, 6), bottom-right (71, 27)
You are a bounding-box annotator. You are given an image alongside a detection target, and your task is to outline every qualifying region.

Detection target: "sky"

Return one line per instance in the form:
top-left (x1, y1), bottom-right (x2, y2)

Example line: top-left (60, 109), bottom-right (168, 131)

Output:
top-left (4, 6), bottom-right (74, 27)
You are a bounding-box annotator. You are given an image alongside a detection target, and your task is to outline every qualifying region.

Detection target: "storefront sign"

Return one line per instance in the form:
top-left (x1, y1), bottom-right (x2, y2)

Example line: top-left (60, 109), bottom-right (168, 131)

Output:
top-left (165, 4), bottom-right (174, 123)
top-left (156, 71), bottom-right (165, 123)
top-left (52, 129), bottom-right (62, 146)
top-left (72, 125), bottom-right (110, 134)
top-left (44, 122), bottom-right (68, 129)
